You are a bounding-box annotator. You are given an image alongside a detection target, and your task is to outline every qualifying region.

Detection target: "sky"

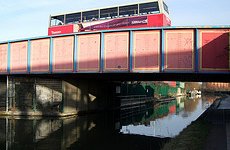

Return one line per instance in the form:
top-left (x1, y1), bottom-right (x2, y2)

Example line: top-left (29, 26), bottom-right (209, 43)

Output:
top-left (0, 0), bottom-right (230, 42)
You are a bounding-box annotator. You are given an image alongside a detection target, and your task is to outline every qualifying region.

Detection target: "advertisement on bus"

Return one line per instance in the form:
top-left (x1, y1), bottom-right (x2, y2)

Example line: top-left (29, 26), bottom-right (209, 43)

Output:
top-left (80, 16), bottom-right (148, 31)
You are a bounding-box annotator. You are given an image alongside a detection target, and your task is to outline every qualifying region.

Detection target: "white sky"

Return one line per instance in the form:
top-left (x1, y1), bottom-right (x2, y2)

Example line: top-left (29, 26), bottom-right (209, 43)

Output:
top-left (0, 0), bottom-right (230, 41)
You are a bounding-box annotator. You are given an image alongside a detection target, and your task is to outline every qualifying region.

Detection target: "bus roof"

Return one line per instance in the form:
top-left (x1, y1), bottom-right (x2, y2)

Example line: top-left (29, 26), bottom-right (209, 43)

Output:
top-left (50, 0), bottom-right (164, 17)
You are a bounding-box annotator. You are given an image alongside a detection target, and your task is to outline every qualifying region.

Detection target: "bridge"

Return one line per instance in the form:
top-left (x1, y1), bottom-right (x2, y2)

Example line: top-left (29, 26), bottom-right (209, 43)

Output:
top-left (0, 26), bottom-right (229, 116)
top-left (0, 26), bottom-right (229, 77)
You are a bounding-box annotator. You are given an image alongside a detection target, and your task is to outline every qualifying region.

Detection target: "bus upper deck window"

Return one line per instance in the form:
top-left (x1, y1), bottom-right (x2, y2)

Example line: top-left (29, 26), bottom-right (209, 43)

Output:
top-left (139, 2), bottom-right (159, 15)
top-left (100, 7), bottom-right (118, 19)
top-left (50, 15), bottom-right (64, 26)
top-left (163, 2), bottom-right (169, 14)
top-left (82, 10), bottom-right (99, 22)
top-left (119, 4), bottom-right (138, 16)
top-left (66, 13), bottom-right (81, 24)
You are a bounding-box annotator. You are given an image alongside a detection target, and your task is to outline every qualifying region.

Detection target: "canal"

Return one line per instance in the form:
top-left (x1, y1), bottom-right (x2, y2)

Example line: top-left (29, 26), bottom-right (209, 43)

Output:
top-left (0, 95), bottom-right (216, 150)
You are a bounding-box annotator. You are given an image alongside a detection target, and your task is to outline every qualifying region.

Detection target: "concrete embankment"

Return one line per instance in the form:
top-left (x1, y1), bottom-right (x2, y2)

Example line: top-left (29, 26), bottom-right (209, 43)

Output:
top-left (118, 96), bottom-right (175, 109)
top-left (162, 95), bottom-right (230, 150)
top-left (199, 95), bottom-right (230, 150)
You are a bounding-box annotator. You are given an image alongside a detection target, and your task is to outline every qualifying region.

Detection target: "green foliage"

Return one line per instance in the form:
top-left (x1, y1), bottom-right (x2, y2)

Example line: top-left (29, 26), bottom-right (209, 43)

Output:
top-left (120, 82), bottom-right (179, 98)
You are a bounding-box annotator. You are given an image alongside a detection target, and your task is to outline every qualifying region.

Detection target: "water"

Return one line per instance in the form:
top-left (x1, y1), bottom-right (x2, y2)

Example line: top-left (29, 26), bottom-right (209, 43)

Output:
top-left (0, 95), bottom-right (215, 150)
top-left (120, 95), bottom-right (214, 137)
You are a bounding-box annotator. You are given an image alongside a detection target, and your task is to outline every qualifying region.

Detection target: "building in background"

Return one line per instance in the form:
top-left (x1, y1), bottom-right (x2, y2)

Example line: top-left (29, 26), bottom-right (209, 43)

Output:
top-left (120, 81), bottom-right (186, 99)
top-left (202, 82), bottom-right (230, 92)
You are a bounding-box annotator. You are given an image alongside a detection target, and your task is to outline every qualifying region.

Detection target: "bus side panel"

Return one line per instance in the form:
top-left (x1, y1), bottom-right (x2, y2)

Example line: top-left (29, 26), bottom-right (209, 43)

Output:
top-left (48, 24), bottom-right (74, 36)
top-left (199, 29), bottom-right (230, 72)
top-left (77, 34), bottom-right (100, 72)
top-left (52, 36), bottom-right (74, 73)
top-left (80, 16), bottom-right (149, 31)
top-left (163, 14), bottom-right (171, 26)
top-left (30, 39), bottom-right (50, 73)
top-left (147, 14), bottom-right (164, 27)
top-left (164, 29), bottom-right (195, 72)
top-left (10, 41), bottom-right (28, 73)
top-left (0, 44), bottom-right (8, 73)
top-left (104, 32), bottom-right (129, 72)
top-left (132, 30), bottom-right (160, 72)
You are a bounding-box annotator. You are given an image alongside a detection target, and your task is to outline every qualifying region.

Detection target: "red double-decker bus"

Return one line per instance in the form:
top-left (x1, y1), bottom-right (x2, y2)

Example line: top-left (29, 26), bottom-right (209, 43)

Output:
top-left (48, 0), bottom-right (171, 35)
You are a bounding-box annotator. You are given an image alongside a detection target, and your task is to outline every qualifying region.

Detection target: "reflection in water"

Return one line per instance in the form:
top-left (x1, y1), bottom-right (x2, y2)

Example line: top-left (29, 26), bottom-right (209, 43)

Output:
top-left (0, 95), bottom-right (215, 150)
top-left (120, 95), bottom-right (215, 138)
top-left (0, 115), bottom-right (168, 150)
top-left (35, 119), bottom-right (62, 141)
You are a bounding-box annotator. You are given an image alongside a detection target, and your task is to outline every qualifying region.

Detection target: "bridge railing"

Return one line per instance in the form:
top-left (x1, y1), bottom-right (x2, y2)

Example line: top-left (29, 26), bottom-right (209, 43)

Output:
top-left (0, 26), bottom-right (229, 75)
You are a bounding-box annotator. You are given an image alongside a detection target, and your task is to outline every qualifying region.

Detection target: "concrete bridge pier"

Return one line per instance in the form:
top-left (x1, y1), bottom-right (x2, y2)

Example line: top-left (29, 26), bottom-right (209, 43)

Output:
top-left (0, 76), bottom-right (116, 116)
top-left (61, 78), bottom-right (116, 115)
